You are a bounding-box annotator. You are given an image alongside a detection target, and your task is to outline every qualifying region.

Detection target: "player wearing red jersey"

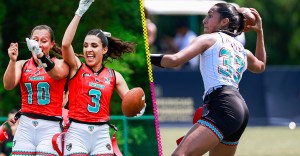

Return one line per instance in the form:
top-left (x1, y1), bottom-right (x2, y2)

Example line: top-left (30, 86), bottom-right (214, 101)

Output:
top-left (3, 25), bottom-right (69, 155)
top-left (68, 65), bottom-right (116, 122)
top-left (60, 0), bottom-right (142, 155)
top-left (20, 58), bottom-right (66, 116)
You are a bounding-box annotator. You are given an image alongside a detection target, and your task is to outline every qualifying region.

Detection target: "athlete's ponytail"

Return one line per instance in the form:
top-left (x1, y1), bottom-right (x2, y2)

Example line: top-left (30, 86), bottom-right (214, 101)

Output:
top-left (86, 29), bottom-right (136, 63)
top-left (215, 3), bottom-right (244, 37)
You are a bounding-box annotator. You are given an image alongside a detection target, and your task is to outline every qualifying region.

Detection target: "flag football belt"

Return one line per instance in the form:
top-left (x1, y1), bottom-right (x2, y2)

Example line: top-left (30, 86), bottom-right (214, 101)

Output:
top-left (10, 111), bottom-right (62, 123)
top-left (205, 85), bottom-right (225, 96)
top-left (52, 118), bottom-right (123, 156)
top-left (22, 112), bottom-right (62, 122)
top-left (0, 121), bottom-right (9, 142)
top-left (176, 105), bottom-right (206, 145)
top-left (69, 118), bottom-right (117, 131)
top-left (9, 111), bottom-right (66, 156)
top-left (52, 109), bottom-right (69, 156)
top-left (205, 85), bottom-right (238, 97)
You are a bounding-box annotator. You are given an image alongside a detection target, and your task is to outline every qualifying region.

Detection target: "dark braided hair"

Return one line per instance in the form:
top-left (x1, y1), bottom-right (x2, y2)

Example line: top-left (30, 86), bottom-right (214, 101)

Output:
top-left (214, 3), bottom-right (245, 37)
top-left (86, 29), bottom-right (136, 63)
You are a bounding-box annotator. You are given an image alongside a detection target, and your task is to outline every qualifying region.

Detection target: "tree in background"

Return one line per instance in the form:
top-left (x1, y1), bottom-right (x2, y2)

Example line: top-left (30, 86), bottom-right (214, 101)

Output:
top-left (0, 0), bottom-right (151, 115)
top-left (229, 0), bottom-right (300, 65)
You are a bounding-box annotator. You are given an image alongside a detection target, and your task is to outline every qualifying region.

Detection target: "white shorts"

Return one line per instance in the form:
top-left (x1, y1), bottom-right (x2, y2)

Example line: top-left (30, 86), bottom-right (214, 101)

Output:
top-left (64, 122), bottom-right (113, 155)
top-left (12, 115), bottom-right (62, 155)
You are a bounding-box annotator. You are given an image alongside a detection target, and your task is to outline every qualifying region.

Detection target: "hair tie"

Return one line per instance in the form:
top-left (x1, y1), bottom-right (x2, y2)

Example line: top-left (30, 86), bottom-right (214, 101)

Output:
top-left (100, 29), bottom-right (111, 37)
top-left (103, 32), bottom-right (111, 37)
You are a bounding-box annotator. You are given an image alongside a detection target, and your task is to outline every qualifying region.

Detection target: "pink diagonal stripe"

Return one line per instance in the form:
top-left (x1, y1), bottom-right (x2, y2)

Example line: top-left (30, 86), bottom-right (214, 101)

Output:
top-left (150, 82), bottom-right (163, 156)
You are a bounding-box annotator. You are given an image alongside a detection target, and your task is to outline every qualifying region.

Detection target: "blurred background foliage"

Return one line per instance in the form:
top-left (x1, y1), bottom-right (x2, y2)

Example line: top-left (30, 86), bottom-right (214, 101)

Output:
top-left (153, 0), bottom-right (300, 66)
top-left (228, 0), bottom-right (300, 65)
top-left (0, 0), bottom-right (152, 115)
top-left (0, 1), bottom-right (158, 155)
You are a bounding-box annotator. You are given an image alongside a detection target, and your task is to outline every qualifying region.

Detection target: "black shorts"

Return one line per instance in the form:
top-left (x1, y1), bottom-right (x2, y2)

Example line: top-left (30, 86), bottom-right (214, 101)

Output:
top-left (198, 85), bottom-right (249, 145)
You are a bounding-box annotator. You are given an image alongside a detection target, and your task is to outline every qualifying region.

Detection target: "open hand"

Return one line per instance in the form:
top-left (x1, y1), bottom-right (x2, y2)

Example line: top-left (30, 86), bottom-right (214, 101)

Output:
top-left (248, 8), bottom-right (263, 33)
top-left (75, 0), bottom-right (94, 17)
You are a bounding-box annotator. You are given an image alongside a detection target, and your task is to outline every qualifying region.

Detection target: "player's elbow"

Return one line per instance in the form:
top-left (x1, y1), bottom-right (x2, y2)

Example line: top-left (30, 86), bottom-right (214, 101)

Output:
top-left (4, 83), bottom-right (15, 90)
top-left (250, 64), bottom-right (266, 73)
top-left (256, 62), bottom-right (266, 73)
top-left (258, 65), bottom-right (266, 73)
top-left (61, 42), bottom-right (70, 49)
top-left (61, 39), bottom-right (72, 49)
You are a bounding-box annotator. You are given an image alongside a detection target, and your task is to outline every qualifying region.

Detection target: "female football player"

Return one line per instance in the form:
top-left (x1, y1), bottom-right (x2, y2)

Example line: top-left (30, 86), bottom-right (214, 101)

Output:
top-left (151, 3), bottom-right (266, 156)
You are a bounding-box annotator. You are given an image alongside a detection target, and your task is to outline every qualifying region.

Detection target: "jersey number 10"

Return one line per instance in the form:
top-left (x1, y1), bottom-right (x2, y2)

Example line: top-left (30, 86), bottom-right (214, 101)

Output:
top-left (25, 82), bottom-right (50, 105)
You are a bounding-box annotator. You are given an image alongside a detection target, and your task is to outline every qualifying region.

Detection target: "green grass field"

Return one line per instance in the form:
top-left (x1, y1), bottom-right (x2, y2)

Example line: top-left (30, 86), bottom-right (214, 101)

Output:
top-left (160, 126), bottom-right (300, 156)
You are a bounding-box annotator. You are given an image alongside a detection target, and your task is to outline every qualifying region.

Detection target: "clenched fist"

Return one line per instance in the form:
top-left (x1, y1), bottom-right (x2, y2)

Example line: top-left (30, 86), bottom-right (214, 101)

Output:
top-left (8, 43), bottom-right (19, 62)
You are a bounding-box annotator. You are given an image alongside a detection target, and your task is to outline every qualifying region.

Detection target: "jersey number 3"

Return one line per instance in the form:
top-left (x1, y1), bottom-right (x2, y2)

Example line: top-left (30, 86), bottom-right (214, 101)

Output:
top-left (219, 48), bottom-right (245, 83)
top-left (88, 89), bottom-right (102, 113)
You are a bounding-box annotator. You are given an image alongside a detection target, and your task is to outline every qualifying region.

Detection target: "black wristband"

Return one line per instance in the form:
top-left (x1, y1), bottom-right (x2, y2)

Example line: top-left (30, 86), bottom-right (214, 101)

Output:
top-left (39, 54), bottom-right (55, 72)
top-left (150, 54), bottom-right (164, 68)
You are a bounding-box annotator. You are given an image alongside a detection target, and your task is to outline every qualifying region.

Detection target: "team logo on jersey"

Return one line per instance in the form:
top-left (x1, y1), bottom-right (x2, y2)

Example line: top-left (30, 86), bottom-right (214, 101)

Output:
top-left (66, 143), bottom-right (72, 151)
top-left (88, 126), bottom-right (94, 132)
top-left (82, 72), bottom-right (91, 77)
top-left (34, 70), bottom-right (40, 76)
top-left (94, 73), bottom-right (98, 76)
top-left (29, 76), bottom-right (44, 81)
top-left (28, 70), bottom-right (45, 81)
top-left (32, 121), bottom-right (38, 127)
top-left (104, 77), bottom-right (111, 84)
top-left (106, 143), bottom-right (111, 150)
top-left (89, 82), bottom-right (105, 90)
top-left (202, 107), bottom-right (210, 116)
top-left (24, 69), bottom-right (32, 73)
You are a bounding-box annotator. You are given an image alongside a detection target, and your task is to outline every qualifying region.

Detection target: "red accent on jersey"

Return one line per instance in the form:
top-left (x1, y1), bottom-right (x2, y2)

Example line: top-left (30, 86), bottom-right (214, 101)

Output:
top-left (68, 64), bottom-right (116, 122)
top-left (20, 58), bottom-right (67, 116)
top-left (12, 152), bottom-right (37, 155)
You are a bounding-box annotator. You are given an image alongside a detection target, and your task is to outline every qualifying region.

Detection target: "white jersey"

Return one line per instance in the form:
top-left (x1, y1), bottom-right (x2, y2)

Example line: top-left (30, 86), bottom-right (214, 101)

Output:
top-left (200, 32), bottom-right (248, 95)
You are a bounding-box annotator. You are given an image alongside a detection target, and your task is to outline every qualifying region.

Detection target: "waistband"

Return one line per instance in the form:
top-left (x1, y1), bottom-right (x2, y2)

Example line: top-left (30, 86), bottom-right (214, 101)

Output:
top-left (204, 85), bottom-right (238, 102)
top-left (205, 85), bottom-right (238, 96)
top-left (205, 85), bottom-right (224, 96)
top-left (22, 112), bottom-right (62, 122)
top-left (69, 118), bottom-right (118, 131)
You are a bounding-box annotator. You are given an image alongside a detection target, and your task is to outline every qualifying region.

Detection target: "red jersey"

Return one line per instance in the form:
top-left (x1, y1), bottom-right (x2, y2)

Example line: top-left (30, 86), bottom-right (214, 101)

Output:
top-left (20, 58), bottom-right (67, 116)
top-left (68, 64), bottom-right (116, 122)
